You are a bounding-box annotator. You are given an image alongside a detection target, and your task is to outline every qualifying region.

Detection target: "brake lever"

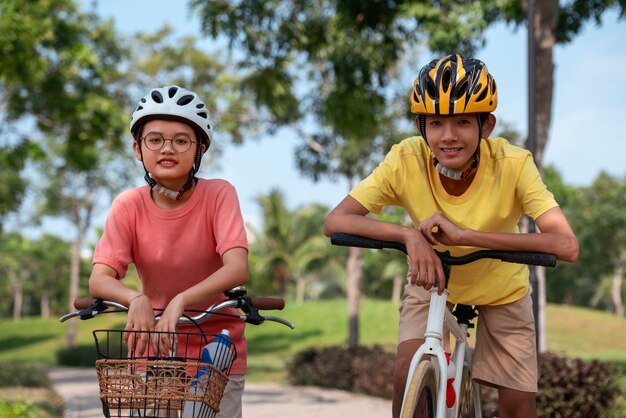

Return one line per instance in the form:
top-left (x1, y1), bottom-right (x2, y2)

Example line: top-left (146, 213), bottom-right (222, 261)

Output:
top-left (263, 316), bottom-right (295, 329)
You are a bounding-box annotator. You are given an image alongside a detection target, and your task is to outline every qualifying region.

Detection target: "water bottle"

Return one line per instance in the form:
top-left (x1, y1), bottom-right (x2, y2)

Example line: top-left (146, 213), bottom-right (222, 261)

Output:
top-left (183, 330), bottom-right (234, 417)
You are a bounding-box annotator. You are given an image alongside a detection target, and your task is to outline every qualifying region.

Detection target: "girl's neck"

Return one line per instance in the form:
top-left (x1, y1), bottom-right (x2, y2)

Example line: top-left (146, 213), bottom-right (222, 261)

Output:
top-left (151, 180), bottom-right (197, 209)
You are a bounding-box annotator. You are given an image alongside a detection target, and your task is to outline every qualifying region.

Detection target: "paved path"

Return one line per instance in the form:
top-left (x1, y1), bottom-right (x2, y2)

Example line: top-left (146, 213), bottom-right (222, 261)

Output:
top-left (49, 367), bottom-right (391, 417)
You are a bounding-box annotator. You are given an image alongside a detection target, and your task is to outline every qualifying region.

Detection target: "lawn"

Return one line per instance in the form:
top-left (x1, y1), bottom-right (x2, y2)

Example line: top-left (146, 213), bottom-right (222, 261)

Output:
top-left (1, 300), bottom-right (625, 416)
top-left (1, 299), bottom-right (624, 385)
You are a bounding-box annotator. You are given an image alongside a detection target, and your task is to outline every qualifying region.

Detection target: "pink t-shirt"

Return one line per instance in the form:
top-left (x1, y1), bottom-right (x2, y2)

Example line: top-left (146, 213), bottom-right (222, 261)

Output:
top-left (93, 178), bottom-right (249, 374)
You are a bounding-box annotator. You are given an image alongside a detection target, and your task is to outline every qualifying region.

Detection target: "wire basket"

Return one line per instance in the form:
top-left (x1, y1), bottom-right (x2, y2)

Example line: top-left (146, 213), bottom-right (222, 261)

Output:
top-left (93, 329), bottom-right (236, 418)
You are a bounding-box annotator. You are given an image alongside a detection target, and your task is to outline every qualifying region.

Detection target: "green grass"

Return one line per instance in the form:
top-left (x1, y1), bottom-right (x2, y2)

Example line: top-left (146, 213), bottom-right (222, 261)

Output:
top-left (1, 301), bottom-right (625, 387)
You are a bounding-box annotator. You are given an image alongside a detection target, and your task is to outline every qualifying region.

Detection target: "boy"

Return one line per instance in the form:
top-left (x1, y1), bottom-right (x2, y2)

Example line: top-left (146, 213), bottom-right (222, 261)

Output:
top-left (324, 54), bottom-right (578, 418)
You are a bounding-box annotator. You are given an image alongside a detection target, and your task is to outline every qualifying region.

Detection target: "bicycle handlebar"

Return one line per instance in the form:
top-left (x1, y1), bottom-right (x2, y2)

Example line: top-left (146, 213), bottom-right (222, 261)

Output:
top-left (60, 288), bottom-right (294, 329)
top-left (72, 296), bottom-right (286, 311)
top-left (330, 232), bottom-right (557, 268)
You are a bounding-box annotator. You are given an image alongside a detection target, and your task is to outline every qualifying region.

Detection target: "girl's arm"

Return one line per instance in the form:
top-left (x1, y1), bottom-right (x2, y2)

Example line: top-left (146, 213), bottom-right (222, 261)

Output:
top-left (324, 195), bottom-right (446, 292)
top-left (155, 247), bottom-right (249, 334)
top-left (89, 263), bottom-right (156, 354)
top-left (419, 206), bottom-right (579, 262)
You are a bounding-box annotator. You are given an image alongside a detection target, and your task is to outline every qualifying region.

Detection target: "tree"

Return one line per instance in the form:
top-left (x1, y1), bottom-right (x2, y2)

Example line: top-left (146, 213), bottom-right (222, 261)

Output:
top-left (191, 0), bottom-right (499, 349)
top-left (568, 172), bottom-right (626, 316)
top-left (497, 0), bottom-right (626, 165)
top-left (191, 0), bottom-right (626, 348)
top-left (252, 188), bottom-right (334, 302)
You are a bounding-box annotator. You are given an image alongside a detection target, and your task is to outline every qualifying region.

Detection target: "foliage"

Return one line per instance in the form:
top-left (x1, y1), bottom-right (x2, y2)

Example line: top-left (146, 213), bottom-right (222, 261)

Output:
top-left (537, 352), bottom-right (623, 418)
top-left (288, 345), bottom-right (394, 398)
top-left (56, 344), bottom-right (99, 367)
top-left (0, 362), bottom-right (51, 388)
top-left (288, 346), bottom-right (623, 416)
top-left (250, 188), bottom-right (339, 300)
top-left (190, 0), bottom-right (501, 185)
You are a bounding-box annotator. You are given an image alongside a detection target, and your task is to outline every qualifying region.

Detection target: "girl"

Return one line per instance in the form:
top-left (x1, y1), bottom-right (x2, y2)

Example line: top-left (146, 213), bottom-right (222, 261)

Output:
top-left (89, 85), bottom-right (249, 417)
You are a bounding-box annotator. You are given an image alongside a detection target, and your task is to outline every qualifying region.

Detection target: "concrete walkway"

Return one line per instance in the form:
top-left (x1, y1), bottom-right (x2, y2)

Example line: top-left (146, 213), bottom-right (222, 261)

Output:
top-left (49, 367), bottom-right (391, 417)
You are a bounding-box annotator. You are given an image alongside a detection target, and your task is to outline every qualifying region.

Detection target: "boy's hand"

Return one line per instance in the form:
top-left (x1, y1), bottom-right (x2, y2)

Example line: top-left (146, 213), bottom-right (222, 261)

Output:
top-left (403, 228), bottom-right (446, 293)
top-left (419, 210), bottom-right (465, 247)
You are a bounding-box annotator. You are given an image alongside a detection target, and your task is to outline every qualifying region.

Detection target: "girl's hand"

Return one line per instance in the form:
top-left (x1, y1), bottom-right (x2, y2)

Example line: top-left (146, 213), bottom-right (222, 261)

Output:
top-left (153, 294), bottom-right (186, 355)
top-left (403, 228), bottom-right (446, 293)
top-left (419, 211), bottom-right (465, 247)
top-left (123, 293), bottom-right (155, 357)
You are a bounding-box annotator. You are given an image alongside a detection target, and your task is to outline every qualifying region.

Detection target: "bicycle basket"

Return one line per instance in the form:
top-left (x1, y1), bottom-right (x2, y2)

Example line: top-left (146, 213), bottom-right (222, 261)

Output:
top-left (93, 329), bottom-right (236, 418)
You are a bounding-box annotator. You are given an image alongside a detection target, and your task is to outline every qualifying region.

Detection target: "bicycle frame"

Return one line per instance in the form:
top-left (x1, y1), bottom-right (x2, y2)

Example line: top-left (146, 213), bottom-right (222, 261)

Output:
top-left (330, 232), bottom-right (556, 418)
top-left (400, 287), bottom-right (481, 418)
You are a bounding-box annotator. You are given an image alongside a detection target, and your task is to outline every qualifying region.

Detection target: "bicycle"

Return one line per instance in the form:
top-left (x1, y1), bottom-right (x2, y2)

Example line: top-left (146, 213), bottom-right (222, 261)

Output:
top-left (60, 286), bottom-right (294, 418)
top-left (330, 232), bottom-right (556, 418)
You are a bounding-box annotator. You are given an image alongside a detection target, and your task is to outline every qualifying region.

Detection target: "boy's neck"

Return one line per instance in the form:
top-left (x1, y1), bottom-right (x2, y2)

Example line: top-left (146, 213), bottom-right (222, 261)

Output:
top-left (439, 170), bottom-right (476, 196)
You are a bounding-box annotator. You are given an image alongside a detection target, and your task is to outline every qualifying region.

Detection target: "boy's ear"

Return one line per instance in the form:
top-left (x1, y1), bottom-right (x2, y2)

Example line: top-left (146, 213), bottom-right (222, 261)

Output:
top-left (482, 114), bottom-right (497, 138)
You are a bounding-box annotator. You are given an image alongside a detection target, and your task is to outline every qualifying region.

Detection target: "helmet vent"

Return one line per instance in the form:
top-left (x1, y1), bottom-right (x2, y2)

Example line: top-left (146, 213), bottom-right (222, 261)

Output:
top-left (412, 90), bottom-right (420, 104)
top-left (140, 98), bottom-right (146, 103)
top-left (168, 87), bottom-right (178, 98)
top-left (197, 112), bottom-right (208, 119)
top-left (453, 78), bottom-right (468, 100)
top-left (441, 68), bottom-right (451, 93)
top-left (151, 91), bottom-right (163, 103)
top-left (426, 79), bottom-right (437, 100)
top-left (196, 103), bottom-right (205, 109)
top-left (135, 105), bottom-right (143, 112)
top-left (177, 95), bottom-right (194, 106)
top-left (475, 85), bottom-right (488, 102)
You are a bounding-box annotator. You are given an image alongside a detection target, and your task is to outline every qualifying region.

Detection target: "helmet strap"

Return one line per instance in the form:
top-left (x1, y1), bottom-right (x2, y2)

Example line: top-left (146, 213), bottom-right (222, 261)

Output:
top-left (433, 151), bottom-right (479, 181)
top-left (138, 139), bottom-right (201, 201)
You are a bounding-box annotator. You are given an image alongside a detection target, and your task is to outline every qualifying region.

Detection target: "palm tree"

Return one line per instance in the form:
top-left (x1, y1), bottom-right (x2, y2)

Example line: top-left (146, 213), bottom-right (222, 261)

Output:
top-left (253, 188), bottom-right (336, 302)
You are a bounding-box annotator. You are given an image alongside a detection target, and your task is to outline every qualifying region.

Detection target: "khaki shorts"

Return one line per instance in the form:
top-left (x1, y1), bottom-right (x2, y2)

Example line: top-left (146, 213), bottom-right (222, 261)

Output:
top-left (216, 374), bottom-right (245, 418)
top-left (398, 284), bottom-right (537, 392)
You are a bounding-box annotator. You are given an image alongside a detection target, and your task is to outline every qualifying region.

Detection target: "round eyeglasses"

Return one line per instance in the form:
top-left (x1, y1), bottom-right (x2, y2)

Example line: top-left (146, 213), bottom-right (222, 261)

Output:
top-left (141, 133), bottom-right (196, 153)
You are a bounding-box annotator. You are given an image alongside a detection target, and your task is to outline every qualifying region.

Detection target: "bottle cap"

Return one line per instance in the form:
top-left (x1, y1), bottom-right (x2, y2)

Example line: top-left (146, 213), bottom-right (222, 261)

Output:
top-left (220, 329), bottom-right (230, 337)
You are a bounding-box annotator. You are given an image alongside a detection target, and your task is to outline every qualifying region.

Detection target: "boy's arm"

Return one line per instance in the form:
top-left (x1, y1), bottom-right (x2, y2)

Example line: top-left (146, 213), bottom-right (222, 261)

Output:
top-left (420, 207), bottom-right (579, 262)
top-left (324, 195), bottom-right (446, 292)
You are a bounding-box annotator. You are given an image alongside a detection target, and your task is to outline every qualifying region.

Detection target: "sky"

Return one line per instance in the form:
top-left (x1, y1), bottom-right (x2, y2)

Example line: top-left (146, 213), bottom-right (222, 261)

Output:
top-left (73, 1), bottom-right (626, 230)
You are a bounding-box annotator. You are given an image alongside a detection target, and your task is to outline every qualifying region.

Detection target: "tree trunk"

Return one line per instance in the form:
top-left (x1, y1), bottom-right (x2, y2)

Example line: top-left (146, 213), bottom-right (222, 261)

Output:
top-left (41, 290), bottom-right (50, 319)
top-left (536, 266), bottom-right (547, 352)
top-left (12, 281), bottom-right (23, 320)
top-left (347, 246), bottom-right (363, 350)
top-left (525, 0), bottom-right (558, 165)
top-left (391, 273), bottom-right (403, 304)
top-left (611, 261), bottom-right (624, 317)
top-left (66, 237), bottom-right (82, 348)
top-left (523, 0), bottom-right (559, 355)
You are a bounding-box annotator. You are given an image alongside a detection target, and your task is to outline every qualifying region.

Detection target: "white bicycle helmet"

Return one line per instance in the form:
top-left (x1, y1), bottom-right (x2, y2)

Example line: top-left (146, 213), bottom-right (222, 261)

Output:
top-left (130, 86), bottom-right (213, 200)
top-left (130, 85), bottom-right (213, 151)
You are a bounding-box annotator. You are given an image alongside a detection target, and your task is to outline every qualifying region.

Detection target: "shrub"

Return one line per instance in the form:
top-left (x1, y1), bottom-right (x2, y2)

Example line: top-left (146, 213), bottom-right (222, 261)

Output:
top-left (288, 345), bottom-right (395, 397)
top-left (56, 344), bottom-right (98, 367)
top-left (0, 363), bottom-right (51, 388)
top-left (288, 347), bottom-right (624, 418)
top-left (536, 352), bottom-right (622, 418)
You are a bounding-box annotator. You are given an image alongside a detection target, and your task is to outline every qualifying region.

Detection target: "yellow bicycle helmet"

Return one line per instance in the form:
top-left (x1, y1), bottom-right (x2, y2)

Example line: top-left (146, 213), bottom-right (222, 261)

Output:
top-left (411, 54), bottom-right (497, 181)
top-left (411, 54), bottom-right (497, 116)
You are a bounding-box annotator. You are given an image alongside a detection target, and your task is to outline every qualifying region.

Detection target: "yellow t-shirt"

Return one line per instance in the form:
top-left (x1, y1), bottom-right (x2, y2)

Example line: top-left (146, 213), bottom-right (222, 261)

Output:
top-left (350, 137), bottom-right (558, 306)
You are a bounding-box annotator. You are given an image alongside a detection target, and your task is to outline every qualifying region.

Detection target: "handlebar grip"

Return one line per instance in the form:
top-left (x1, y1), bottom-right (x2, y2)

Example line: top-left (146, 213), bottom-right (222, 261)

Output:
top-left (500, 252), bottom-right (557, 268)
top-left (250, 297), bottom-right (285, 310)
top-left (331, 233), bottom-right (384, 249)
top-left (74, 297), bottom-right (97, 310)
